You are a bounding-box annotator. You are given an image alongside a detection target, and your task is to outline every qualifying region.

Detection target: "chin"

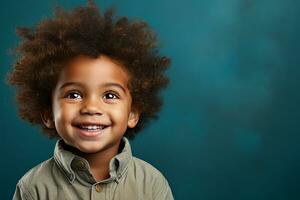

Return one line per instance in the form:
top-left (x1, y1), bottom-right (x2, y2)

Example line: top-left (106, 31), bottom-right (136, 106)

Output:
top-left (78, 145), bottom-right (103, 154)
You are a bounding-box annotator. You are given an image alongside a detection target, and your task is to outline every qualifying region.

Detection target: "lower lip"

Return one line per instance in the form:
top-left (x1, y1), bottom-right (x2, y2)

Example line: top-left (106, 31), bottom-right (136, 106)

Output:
top-left (75, 126), bottom-right (107, 139)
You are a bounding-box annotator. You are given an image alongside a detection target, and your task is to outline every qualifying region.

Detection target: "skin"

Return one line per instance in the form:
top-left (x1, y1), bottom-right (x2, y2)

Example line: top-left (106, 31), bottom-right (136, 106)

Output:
top-left (42, 55), bottom-right (139, 181)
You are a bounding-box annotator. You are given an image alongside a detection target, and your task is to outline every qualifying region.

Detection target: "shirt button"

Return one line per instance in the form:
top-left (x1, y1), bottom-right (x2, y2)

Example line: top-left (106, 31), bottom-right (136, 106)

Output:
top-left (77, 160), bottom-right (86, 170)
top-left (95, 184), bottom-right (102, 193)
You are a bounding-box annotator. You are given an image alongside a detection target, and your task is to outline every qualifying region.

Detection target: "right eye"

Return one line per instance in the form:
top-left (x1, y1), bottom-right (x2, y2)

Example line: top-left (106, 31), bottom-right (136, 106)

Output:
top-left (65, 91), bottom-right (82, 99)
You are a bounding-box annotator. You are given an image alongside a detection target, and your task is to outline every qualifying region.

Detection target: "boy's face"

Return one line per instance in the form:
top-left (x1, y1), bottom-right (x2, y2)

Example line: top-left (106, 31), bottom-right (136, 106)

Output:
top-left (43, 55), bottom-right (139, 154)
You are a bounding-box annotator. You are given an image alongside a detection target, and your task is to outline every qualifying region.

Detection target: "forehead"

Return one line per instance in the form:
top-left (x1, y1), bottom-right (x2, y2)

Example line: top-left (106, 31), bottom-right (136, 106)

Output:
top-left (58, 55), bottom-right (130, 87)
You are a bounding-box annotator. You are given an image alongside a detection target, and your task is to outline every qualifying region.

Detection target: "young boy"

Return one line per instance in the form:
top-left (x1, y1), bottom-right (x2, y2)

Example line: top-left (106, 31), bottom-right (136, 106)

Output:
top-left (8, 1), bottom-right (173, 199)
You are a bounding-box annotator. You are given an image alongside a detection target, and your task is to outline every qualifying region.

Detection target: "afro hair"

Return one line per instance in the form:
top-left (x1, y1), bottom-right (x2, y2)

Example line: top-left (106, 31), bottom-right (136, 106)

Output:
top-left (7, 0), bottom-right (170, 140)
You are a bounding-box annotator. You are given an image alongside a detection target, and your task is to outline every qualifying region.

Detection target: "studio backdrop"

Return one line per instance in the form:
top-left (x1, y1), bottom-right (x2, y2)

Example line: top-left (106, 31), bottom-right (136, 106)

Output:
top-left (1, 0), bottom-right (300, 199)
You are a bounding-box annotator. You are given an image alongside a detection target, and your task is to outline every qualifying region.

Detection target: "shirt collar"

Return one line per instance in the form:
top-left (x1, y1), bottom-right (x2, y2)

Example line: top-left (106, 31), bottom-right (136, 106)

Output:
top-left (53, 137), bottom-right (132, 183)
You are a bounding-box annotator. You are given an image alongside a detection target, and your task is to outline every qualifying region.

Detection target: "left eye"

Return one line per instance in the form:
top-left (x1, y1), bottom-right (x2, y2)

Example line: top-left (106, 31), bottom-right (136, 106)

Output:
top-left (103, 92), bottom-right (119, 100)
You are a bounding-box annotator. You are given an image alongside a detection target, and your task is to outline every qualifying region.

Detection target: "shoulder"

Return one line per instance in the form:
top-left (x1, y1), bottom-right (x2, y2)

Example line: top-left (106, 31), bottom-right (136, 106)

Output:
top-left (18, 158), bottom-right (56, 185)
top-left (131, 156), bottom-right (164, 177)
top-left (14, 158), bottom-right (63, 199)
top-left (129, 157), bottom-right (174, 200)
top-left (131, 156), bottom-right (169, 185)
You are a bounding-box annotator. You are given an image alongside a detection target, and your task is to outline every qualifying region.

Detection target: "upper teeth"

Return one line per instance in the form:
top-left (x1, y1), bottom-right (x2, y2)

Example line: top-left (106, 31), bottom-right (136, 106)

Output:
top-left (80, 125), bottom-right (104, 130)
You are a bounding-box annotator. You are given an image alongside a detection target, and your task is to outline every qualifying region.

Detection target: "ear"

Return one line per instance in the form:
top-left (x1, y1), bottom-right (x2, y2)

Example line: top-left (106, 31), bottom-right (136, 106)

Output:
top-left (127, 110), bottom-right (140, 128)
top-left (41, 108), bottom-right (55, 129)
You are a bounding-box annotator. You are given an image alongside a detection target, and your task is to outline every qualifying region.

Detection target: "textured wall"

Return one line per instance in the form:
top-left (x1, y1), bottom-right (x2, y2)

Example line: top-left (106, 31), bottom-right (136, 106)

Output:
top-left (1, 0), bottom-right (300, 199)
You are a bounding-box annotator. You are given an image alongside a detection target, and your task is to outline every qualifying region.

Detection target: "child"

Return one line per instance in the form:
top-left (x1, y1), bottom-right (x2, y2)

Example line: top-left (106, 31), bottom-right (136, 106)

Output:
top-left (8, 1), bottom-right (173, 199)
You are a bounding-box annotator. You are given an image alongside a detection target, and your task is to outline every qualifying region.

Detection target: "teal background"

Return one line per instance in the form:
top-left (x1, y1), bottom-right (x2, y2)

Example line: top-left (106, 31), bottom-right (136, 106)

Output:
top-left (1, 0), bottom-right (300, 199)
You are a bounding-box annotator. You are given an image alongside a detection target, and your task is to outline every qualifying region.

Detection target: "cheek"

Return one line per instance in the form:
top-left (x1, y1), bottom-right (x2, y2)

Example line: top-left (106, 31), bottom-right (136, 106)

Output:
top-left (53, 102), bottom-right (76, 126)
top-left (109, 104), bottom-right (131, 125)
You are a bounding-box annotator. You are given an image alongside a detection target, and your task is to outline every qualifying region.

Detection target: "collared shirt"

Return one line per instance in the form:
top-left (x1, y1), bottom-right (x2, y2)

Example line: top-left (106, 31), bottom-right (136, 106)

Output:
top-left (13, 137), bottom-right (174, 200)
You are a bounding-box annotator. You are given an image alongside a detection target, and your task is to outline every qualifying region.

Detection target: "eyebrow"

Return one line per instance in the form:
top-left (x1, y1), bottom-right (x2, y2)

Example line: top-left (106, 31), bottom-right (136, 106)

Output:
top-left (59, 82), bottom-right (127, 93)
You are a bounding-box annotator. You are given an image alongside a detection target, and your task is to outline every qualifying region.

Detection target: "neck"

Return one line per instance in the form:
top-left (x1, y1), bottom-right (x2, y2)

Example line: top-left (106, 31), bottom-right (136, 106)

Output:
top-left (84, 144), bottom-right (120, 181)
top-left (63, 140), bottom-right (123, 182)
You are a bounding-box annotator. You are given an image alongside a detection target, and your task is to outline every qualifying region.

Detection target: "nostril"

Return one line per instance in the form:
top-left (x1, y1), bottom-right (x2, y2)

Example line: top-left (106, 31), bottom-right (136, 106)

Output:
top-left (80, 106), bottom-right (103, 115)
top-left (80, 109), bottom-right (102, 115)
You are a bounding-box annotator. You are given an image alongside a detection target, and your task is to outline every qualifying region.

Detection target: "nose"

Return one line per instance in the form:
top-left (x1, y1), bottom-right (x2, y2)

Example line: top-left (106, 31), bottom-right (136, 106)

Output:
top-left (80, 96), bottom-right (103, 116)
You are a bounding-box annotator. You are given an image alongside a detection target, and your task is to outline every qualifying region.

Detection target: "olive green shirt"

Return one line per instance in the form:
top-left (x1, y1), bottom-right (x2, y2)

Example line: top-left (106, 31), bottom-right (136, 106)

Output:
top-left (13, 137), bottom-right (173, 200)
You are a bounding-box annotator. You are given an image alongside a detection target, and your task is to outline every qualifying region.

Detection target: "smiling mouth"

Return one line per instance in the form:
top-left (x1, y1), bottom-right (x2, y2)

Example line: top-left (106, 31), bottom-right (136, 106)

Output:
top-left (73, 124), bottom-right (110, 138)
top-left (76, 125), bottom-right (107, 131)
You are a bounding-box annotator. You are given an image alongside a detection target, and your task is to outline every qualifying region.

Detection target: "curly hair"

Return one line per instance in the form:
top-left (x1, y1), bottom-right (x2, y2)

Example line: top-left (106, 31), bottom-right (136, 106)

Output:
top-left (7, 0), bottom-right (170, 140)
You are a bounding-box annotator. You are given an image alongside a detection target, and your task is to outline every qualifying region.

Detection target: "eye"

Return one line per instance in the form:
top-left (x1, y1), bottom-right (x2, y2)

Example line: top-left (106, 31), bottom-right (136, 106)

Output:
top-left (103, 92), bottom-right (119, 100)
top-left (65, 91), bottom-right (82, 99)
